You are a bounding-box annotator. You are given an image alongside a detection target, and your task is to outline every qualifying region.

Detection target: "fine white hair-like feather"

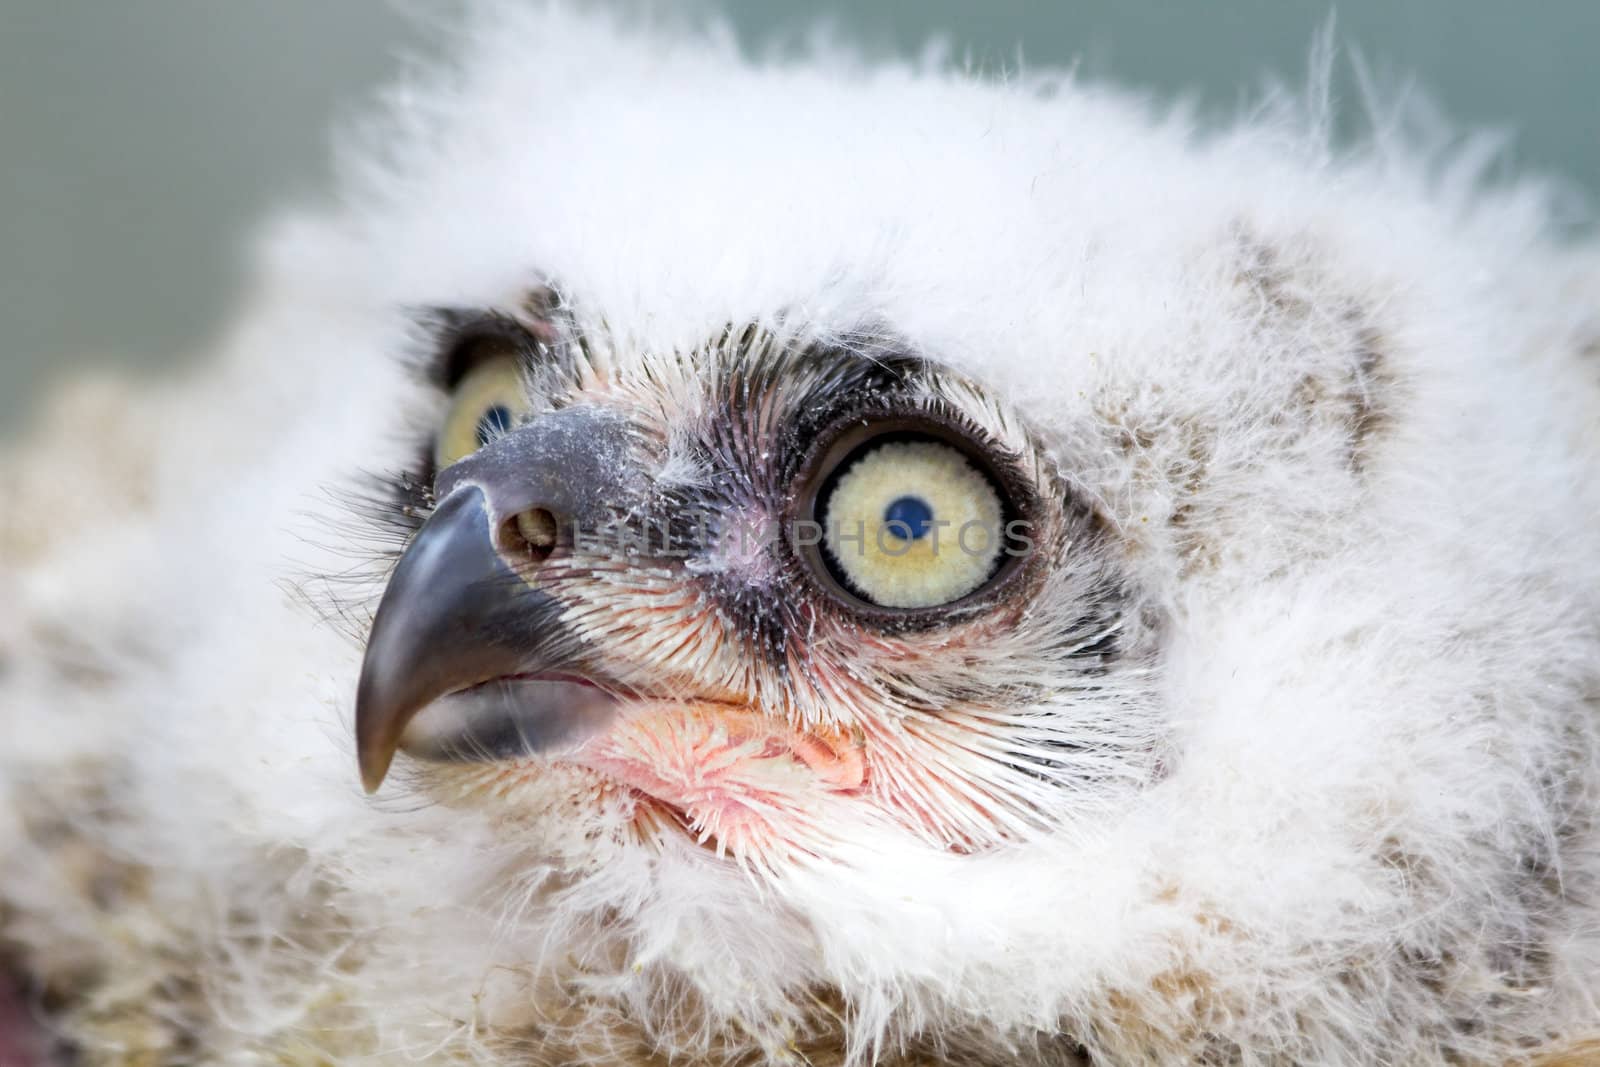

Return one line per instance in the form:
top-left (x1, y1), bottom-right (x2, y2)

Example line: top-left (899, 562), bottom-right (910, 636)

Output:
top-left (3, 4), bottom-right (1600, 1064)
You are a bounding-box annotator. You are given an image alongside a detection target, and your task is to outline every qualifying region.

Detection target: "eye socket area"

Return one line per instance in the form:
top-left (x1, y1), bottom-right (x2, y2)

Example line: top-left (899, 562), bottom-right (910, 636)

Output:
top-left (435, 353), bottom-right (531, 469)
top-left (793, 415), bottom-right (1029, 618)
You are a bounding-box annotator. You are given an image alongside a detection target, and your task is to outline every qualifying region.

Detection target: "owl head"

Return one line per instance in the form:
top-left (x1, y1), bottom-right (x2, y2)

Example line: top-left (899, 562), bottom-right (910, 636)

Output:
top-left (353, 290), bottom-right (1153, 866)
top-left (7, 4), bottom-right (1599, 1065)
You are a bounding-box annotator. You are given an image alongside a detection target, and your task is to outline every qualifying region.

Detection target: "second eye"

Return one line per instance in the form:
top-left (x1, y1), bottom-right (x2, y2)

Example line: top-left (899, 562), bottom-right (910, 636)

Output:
top-left (435, 356), bottom-right (531, 469)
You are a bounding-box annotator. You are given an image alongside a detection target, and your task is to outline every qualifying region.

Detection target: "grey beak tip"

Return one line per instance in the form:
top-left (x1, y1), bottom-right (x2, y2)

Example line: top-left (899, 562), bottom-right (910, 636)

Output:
top-left (360, 763), bottom-right (388, 795)
top-left (356, 682), bottom-right (395, 792)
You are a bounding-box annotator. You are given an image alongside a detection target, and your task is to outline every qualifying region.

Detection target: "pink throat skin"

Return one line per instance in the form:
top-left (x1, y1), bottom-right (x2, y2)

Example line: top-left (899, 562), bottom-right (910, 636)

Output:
top-left (402, 676), bottom-right (876, 853)
top-left (405, 666), bottom-right (1029, 857)
top-left (563, 702), bottom-right (869, 852)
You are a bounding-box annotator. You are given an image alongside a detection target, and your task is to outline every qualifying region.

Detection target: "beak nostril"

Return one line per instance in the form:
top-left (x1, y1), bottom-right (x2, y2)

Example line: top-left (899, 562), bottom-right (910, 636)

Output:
top-left (517, 507), bottom-right (559, 549)
top-left (502, 507), bottom-right (559, 564)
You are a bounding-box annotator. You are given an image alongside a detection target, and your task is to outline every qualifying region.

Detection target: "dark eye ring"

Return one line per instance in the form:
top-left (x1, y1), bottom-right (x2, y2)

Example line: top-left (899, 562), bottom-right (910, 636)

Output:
top-left (787, 412), bottom-right (1033, 625)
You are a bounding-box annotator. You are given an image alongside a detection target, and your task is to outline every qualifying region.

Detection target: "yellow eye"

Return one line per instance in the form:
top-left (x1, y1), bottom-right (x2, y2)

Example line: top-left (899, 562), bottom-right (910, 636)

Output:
top-left (435, 356), bottom-right (530, 469)
top-left (819, 439), bottom-right (1005, 609)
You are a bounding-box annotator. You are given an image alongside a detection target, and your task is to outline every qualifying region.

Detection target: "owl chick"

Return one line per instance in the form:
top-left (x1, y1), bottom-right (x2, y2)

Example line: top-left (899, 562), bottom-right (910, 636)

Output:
top-left (4, 6), bottom-right (1600, 1066)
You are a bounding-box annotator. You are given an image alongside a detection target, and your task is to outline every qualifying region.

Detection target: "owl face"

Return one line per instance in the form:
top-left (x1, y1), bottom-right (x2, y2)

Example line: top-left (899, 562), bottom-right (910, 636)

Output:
top-left (356, 296), bottom-right (1157, 870)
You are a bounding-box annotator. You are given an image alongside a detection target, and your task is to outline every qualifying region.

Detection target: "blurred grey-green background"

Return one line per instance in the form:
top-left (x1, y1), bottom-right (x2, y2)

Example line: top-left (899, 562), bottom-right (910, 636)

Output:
top-left (3, 1), bottom-right (1596, 435)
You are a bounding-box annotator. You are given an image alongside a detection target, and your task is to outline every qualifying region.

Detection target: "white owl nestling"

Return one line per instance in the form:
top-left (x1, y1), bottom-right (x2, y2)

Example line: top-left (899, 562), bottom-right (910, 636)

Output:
top-left (3, 5), bottom-right (1600, 1065)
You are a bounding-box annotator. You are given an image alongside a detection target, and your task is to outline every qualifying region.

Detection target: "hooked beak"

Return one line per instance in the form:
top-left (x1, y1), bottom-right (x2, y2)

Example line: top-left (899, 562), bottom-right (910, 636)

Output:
top-left (354, 485), bottom-right (573, 792)
top-left (354, 407), bottom-right (637, 793)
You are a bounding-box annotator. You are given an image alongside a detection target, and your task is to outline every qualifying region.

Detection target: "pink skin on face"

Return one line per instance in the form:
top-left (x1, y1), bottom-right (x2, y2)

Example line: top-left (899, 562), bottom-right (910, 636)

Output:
top-left (566, 703), bottom-right (867, 854)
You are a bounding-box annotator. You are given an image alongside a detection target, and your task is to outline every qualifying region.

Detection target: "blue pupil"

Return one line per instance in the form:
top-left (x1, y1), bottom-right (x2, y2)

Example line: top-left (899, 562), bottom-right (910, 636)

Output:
top-left (475, 404), bottom-right (514, 446)
top-left (883, 495), bottom-right (934, 540)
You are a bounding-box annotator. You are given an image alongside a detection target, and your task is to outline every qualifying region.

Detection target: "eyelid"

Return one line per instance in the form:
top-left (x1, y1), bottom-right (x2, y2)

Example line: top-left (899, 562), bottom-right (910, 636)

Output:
top-left (793, 405), bottom-right (1036, 524)
top-left (420, 309), bottom-right (546, 390)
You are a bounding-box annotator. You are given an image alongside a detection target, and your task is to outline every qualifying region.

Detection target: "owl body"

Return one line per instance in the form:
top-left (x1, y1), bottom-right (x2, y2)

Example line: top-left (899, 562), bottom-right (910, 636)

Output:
top-left (4, 7), bottom-right (1600, 1065)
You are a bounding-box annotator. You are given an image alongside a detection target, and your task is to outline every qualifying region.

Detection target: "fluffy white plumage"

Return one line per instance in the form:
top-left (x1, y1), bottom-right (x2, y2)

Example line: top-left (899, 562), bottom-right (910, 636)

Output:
top-left (4, 5), bottom-right (1600, 1064)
